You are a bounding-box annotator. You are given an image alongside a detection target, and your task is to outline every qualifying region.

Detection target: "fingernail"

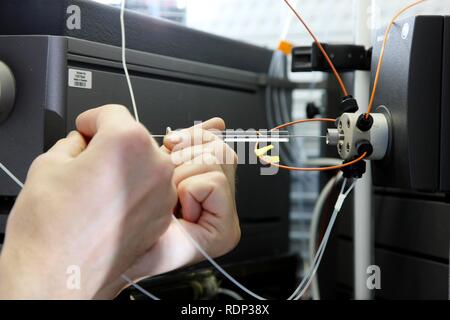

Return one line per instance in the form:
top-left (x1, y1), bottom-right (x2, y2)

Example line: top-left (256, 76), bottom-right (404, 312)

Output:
top-left (67, 131), bottom-right (78, 138)
top-left (167, 133), bottom-right (182, 145)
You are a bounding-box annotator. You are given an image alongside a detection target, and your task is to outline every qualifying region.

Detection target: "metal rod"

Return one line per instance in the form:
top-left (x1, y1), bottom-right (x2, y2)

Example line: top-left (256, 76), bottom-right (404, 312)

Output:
top-left (353, 0), bottom-right (374, 301)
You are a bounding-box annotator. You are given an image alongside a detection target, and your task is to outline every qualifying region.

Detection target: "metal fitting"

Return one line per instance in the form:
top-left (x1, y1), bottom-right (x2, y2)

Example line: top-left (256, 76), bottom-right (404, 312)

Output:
top-left (327, 112), bottom-right (389, 161)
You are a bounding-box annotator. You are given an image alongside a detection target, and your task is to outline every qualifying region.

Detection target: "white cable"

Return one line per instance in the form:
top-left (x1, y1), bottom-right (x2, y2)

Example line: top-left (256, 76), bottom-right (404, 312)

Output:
top-left (0, 163), bottom-right (24, 189)
top-left (121, 0), bottom-right (139, 123)
top-left (293, 179), bottom-right (357, 300)
top-left (309, 172), bottom-right (343, 300)
top-left (287, 178), bottom-right (356, 300)
top-left (0, 163), bottom-right (23, 189)
top-left (217, 288), bottom-right (244, 300)
top-left (121, 274), bottom-right (160, 300)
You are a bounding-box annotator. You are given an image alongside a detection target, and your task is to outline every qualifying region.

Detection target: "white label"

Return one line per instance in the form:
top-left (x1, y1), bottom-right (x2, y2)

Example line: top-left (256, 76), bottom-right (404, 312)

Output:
top-left (68, 69), bottom-right (92, 89)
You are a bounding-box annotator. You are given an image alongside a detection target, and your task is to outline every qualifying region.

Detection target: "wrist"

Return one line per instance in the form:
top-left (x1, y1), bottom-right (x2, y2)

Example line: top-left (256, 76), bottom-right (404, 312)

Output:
top-left (0, 247), bottom-right (93, 300)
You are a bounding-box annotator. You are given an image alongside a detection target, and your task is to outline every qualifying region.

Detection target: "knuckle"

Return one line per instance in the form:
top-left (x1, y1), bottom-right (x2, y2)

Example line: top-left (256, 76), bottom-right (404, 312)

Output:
top-left (102, 104), bottom-right (129, 115)
top-left (113, 123), bottom-right (152, 153)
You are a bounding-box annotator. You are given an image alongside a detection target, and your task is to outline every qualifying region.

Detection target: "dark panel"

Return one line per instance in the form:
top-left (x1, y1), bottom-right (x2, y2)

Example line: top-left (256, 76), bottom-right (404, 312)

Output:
top-left (372, 16), bottom-right (444, 192)
top-left (0, 215), bottom-right (7, 233)
top-left (338, 240), bottom-right (449, 300)
top-left (339, 194), bottom-right (450, 261)
top-left (0, 0), bottom-right (273, 73)
top-left (225, 222), bottom-right (289, 262)
top-left (0, 37), bottom-right (55, 195)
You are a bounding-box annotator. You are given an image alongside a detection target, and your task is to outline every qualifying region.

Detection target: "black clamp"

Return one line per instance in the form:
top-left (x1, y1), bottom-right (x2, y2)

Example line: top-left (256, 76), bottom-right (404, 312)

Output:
top-left (341, 158), bottom-right (366, 179)
top-left (341, 144), bottom-right (370, 179)
top-left (341, 95), bottom-right (359, 113)
top-left (306, 102), bottom-right (321, 119)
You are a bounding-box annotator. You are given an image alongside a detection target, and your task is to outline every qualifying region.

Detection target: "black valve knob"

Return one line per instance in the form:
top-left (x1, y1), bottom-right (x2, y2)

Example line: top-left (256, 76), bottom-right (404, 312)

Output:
top-left (341, 95), bottom-right (359, 113)
top-left (356, 114), bottom-right (374, 132)
top-left (306, 102), bottom-right (321, 119)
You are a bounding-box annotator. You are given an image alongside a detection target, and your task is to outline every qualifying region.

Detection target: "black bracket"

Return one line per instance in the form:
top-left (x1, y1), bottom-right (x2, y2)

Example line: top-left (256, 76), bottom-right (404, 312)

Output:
top-left (292, 43), bottom-right (372, 73)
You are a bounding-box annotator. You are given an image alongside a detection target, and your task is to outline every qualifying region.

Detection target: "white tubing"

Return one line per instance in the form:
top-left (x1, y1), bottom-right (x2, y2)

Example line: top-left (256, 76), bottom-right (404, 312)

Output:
top-left (217, 288), bottom-right (244, 300)
top-left (294, 179), bottom-right (356, 300)
top-left (0, 162), bottom-right (24, 189)
top-left (288, 179), bottom-right (356, 300)
top-left (309, 172), bottom-right (343, 300)
top-left (121, 274), bottom-right (160, 300)
top-left (121, 0), bottom-right (139, 123)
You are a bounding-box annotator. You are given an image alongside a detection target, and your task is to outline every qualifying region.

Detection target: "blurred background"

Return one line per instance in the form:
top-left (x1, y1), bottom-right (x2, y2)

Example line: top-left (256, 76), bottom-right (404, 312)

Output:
top-left (92, 0), bottom-right (450, 265)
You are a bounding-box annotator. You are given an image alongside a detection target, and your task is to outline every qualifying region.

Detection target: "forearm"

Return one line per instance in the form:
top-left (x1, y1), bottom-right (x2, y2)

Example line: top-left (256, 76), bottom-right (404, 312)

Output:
top-left (0, 246), bottom-right (95, 300)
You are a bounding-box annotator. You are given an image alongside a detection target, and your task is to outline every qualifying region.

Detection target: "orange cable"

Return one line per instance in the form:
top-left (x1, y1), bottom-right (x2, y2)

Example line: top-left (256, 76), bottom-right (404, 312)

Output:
top-left (255, 118), bottom-right (367, 172)
top-left (283, 0), bottom-right (349, 97)
top-left (366, 0), bottom-right (428, 118)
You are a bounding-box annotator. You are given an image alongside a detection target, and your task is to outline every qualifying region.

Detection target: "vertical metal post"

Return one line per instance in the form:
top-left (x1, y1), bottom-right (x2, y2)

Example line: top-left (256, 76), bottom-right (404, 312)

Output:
top-left (353, 0), bottom-right (374, 300)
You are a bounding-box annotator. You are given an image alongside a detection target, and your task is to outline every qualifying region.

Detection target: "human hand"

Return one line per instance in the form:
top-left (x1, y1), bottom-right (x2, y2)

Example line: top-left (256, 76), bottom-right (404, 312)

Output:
top-left (99, 118), bottom-right (240, 297)
top-left (0, 105), bottom-right (177, 299)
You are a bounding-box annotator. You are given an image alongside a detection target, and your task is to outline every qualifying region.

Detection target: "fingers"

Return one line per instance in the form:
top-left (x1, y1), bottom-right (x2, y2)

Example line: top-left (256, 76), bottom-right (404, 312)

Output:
top-left (200, 117), bottom-right (226, 131)
top-left (75, 105), bottom-right (136, 138)
top-left (177, 171), bottom-right (231, 223)
top-left (170, 140), bottom-right (237, 167)
top-left (163, 118), bottom-right (226, 151)
top-left (173, 153), bottom-right (222, 187)
top-left (75, 105), bottom-right (162, 157)
top-left (170, 142), bottom-right (237, 193)
top-left (47, 131), bottom-right (87, 158)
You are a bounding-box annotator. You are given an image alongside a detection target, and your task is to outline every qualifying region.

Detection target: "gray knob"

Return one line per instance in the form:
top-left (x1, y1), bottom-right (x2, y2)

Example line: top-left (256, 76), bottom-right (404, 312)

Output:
top-left (0, 61), bottom-right (16, 123)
